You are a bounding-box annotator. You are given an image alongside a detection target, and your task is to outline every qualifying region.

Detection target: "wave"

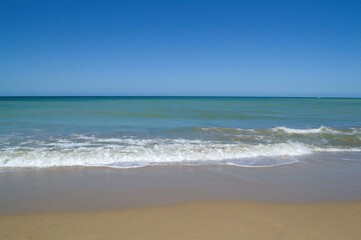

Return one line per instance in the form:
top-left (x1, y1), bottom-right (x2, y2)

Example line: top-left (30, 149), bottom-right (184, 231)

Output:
top-left (199, 126), bottom-right (361, 135)
top-left (1, 125), bottom-right (361, 169)
top-left (198, 126), bottom-right (361, 145)
top-left (1, 137), bottom-right (360, 169)
top-left (271, 126), bottom-right (342, 134)
top-left (0, 139), bottom-right (311, 168)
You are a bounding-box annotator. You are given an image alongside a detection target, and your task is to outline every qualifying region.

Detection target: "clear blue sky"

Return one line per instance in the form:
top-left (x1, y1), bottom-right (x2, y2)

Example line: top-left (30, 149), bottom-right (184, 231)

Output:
top-left (1, 0), bottom-right (360, 97)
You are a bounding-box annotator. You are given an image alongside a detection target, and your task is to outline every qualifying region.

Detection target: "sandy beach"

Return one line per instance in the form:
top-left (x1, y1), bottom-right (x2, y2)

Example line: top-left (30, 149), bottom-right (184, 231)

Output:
top-left (1, 156), bottom-right (361, 239)
top-left (2, 155), bottom-right (361, 214)
top-left (1, 201), bottom-right (361, 240)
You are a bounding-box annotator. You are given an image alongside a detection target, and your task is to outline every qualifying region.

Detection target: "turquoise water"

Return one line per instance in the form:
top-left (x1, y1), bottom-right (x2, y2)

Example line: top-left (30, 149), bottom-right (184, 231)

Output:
top-left (1, 97), bottom-right (361, 168)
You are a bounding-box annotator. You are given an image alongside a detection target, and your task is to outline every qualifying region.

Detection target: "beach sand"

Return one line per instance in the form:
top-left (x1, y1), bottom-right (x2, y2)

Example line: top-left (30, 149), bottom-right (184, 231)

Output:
top-left (2, 157), bottom-right (361, 239)
top-left (1, 201), bottom-right (361, 240)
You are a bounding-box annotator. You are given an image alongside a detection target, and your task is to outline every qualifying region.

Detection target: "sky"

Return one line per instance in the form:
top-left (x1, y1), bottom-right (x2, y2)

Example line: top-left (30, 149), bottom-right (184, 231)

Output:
top-left (1, 0), bottom-right (361, 97)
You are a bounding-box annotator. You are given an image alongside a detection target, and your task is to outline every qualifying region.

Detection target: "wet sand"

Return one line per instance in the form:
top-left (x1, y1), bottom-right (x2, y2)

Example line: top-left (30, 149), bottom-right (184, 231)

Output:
top-left (1, 155), bottom-right (361, 239)
top-left (1, 201), bottom-right (361, 240)
top-left (1, 155), bottom-right (361, 214)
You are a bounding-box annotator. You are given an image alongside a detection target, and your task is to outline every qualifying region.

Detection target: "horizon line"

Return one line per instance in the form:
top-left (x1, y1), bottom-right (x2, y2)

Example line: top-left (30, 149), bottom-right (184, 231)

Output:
top-left (0, 95), bottom-right (360, 99)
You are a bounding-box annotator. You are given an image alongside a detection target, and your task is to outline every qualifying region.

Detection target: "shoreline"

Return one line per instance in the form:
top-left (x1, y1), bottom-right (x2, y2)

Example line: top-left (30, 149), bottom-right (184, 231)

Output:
top-left (2, 201), bottom-right (361, 240)
top-left (2, 155), bottom-right (361, 214)
top-left (2, 156), bottom-right (361, 239)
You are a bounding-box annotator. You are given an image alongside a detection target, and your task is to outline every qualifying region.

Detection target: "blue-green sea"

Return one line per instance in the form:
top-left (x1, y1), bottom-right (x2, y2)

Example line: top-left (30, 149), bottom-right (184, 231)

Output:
top-left (1, 97), bottom-right (361, 168)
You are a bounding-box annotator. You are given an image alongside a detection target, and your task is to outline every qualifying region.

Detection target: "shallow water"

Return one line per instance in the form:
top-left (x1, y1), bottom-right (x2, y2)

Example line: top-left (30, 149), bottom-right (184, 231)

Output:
top-left (1, 97), bottom-right (361, 169)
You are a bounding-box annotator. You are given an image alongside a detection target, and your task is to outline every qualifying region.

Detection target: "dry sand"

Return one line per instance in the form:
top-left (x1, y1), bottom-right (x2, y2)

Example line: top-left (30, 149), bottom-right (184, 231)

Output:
top-left (1, 201), bottom-right (361, 240)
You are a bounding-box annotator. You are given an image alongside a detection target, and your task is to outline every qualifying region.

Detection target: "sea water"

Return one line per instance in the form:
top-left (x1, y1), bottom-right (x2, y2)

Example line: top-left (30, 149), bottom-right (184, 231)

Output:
top-left (1, 97), bottom-right (360, 169)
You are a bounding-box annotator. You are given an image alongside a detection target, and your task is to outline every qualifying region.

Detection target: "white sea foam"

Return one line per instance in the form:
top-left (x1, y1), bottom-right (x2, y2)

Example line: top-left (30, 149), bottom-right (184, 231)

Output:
top-left (313, 147), bottom-right (361, 152)
top-left (272, 126), bottom-right (341, 134)
top-left (1, 126), bottom-right (361, 169)
top-left (0, 139), bottom-right (313, 168)
top-left (200, 126), bottom-right (356, 136)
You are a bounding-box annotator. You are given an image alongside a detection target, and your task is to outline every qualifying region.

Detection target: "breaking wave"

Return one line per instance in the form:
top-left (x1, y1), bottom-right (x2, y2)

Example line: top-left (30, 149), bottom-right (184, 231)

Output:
top-left (0, 139), bottom-right (311, 168)
top-left (1, 126), bottom-right (360, 169)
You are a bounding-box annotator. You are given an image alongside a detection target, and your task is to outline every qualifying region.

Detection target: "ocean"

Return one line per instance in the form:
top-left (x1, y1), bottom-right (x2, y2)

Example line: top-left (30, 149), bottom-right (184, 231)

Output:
top-left (1, 97), bottom-right (361, 169)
